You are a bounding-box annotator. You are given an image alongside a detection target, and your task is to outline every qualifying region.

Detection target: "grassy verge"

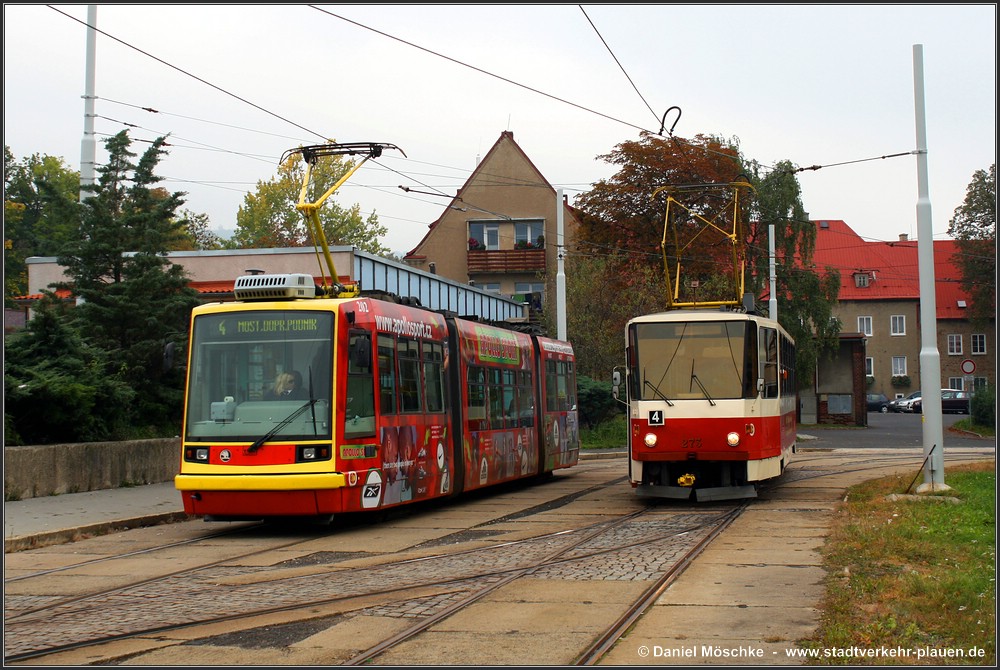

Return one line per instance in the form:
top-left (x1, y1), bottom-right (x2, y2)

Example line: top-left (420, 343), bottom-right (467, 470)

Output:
top-left (579, 413), bottom-right (627, 450)
top-left (950, 417), bottom-right (996, 439)
top-left (800, 460), bottom-right (996, 665)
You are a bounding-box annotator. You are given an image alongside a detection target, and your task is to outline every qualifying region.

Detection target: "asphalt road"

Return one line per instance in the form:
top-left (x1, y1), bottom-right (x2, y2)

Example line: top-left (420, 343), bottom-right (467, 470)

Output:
top-left (800, 411), bottom-right (994, 450)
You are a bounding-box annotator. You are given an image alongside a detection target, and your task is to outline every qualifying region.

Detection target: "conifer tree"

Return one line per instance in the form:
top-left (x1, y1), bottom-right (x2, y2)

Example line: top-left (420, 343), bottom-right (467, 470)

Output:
top-left (54, 130), bottom-right (200, 434)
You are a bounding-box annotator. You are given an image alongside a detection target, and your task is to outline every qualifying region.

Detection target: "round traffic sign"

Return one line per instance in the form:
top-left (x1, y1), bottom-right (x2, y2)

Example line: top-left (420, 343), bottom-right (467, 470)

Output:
top-left (961, 359), bottom-right (976, 374)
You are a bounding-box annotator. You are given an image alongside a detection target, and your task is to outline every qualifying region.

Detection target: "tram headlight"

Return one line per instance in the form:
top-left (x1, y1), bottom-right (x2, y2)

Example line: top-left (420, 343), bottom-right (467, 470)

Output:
top-left (643, 433), bottom-right (657, 448)
top-left (726, 432), bottom-right (740, 447)
top-left (296, 445), bottom-right (330, 462)
top-left (190, 447), bottom-right (209, 461)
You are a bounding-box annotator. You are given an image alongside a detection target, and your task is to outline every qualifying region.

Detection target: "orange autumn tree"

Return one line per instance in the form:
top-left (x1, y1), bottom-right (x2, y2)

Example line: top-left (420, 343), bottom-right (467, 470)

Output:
top-left (568, 131), bottom-right (840, 387)
top-left (574, 132), bottom-right (746, 307)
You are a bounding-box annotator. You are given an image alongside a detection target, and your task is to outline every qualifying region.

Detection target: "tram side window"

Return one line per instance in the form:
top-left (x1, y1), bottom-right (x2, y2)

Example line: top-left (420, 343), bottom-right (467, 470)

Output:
top-left (345, 330), bottom-right (376, 438)
top-left (779, 333), bottom-right (795, 396)
top-left (377, 334), bottom-right (397, 414)
top-left (488, 368), bottom-right (505, 429)
top-left (546, 359), bottom-right (576, 411)
top-left (398, 337), bottom-right (422, 413)
top-left (423, 341), bottom-right (445, 413)
top-left (467, 366), bottom-right (486, 429)
top-left (760, 327), bottom-right (779, 398)
top-left (500, 370), bottom-right (517, 429)
top-left (512, 370), bottom-right (534, 428)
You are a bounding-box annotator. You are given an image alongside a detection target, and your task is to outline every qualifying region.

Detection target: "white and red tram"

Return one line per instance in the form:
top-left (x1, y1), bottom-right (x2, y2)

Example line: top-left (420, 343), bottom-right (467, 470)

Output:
top-left (613, 309), bottom-right (796, 501)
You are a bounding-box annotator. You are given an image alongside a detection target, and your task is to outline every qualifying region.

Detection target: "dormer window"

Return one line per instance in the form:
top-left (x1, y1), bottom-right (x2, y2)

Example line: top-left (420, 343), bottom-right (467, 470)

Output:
top-left (854, 272), bottom-right (871, 288)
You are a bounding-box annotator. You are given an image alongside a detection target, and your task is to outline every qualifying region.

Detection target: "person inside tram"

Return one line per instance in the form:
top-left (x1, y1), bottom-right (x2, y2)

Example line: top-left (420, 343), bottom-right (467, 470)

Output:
top-left (268, 370), bottom-right (307, 400)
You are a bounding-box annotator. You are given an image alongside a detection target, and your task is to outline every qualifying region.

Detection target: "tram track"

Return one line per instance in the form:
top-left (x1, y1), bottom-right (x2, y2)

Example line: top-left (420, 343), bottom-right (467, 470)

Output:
top-left (4, 501), bottom-right (734, 663)
top-left (5, 451), bottom-right (993, 665)
top-left (4, 464), bottom-right (647, 662)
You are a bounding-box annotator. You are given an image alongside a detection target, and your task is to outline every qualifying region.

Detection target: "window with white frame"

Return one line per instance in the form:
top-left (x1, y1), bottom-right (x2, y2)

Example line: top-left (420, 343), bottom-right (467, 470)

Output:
top-left (947, 334), bottom-right (962, 355)
top-left (972, 333), bottom-right (986, 355)
top-left (514, 220), bottom-right (544, 248)
top-left (890, 315), bottom-right (905, 336)
top-left (858, 316), bottom-right (872, 336)
top-left (865, 357), bottom-right (874, 376)
top-left (854, 273), bottom-right (870, 288)
top-left (891, 356), bottom-right (907, 376)
top-left (948, 377), bottom-right (965, 390)
top-left (468, 221), bottom-right (501, 251)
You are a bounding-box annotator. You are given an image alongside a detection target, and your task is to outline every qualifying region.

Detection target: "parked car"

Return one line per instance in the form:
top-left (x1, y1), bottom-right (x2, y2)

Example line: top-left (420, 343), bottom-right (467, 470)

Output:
top-left (909, 389), bottom-right (971, 414)
top-left (866, 393), bottom-right (890, 413)
top-left (889, 391), bottom-right (921, 413)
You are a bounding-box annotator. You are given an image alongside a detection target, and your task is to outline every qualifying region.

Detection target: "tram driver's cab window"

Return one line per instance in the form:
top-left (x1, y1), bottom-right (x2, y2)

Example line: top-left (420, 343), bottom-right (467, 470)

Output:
top-left (345, 330), bottom-right (375, 438)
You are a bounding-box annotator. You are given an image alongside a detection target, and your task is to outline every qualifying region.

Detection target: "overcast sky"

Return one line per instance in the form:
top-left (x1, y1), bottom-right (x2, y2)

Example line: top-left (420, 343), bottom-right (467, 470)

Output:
top-left (4, 4), bottom-right (996, 255)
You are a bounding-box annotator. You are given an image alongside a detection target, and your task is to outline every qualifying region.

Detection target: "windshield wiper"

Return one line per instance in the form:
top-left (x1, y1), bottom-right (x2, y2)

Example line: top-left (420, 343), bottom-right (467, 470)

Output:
top-left (247, 399), bottom-right (319, 454)
top-left (690, 360), bottom-right (716, 405)
top-left (643, 378), bottom-right (674, 406)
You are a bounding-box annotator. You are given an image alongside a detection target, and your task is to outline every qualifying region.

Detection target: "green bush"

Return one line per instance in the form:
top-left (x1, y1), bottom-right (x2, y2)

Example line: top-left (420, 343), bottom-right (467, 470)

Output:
top-left (576, 375), bottom-right (623, 429)
top-left (971, 385), bottom-right (995, 427)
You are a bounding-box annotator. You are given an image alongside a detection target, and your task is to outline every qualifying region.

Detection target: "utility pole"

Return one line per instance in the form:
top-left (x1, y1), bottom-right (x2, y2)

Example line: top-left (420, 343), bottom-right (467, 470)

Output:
top-left (556, 188), bottom-right (567, 341)
top-left (80, 5), bottom-right (97, 200)
top-left (912, 44), bottom-right (948, 493)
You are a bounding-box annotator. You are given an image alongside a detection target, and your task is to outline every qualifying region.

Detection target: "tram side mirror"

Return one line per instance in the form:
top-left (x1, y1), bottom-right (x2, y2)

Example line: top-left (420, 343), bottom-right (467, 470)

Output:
top-left (611, 368), bottom-right (626, 405)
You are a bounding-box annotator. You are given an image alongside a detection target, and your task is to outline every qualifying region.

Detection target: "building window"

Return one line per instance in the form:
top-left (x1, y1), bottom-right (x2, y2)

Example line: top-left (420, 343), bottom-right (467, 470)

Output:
top-left (478, 282), bottom-right (501, 294)
top-left (891, 356), bottom-right (907, 376)
top-left (865, 357), bottom-right (874, 376)
top-left (948, 377), bottom-right (965, 390)
top-left (890, 315), bottom-right (905, 336)
top-left (854, 273), bottom-right (870, 288)
top-left (858, 316), bottom-right (872, 336)
top-left (514, 281), bottom-right (545, 307)
top-left (468, 222), bottom-right (501, 251)
top-left (947, 334), bottom-right (962, 355)
top-left (514, 220), bottom-right (544, 249)
top-left (972, 333), bottom-right (986, 355)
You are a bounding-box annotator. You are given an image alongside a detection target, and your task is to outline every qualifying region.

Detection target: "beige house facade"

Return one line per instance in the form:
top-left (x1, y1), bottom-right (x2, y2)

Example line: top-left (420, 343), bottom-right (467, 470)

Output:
top-left (402, 131), bottom-right (580, 311)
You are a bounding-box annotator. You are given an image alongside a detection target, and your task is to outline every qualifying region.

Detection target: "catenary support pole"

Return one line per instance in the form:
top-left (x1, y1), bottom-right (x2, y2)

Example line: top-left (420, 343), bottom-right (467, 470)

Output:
top-left (556, 188), bottom-right (567, 341)
top-left (80, 5), bottom-right (97, 200)
top-left (912, 44), bottom-right (947, 492)
top-left (768, 221), bottom-right (777, 321)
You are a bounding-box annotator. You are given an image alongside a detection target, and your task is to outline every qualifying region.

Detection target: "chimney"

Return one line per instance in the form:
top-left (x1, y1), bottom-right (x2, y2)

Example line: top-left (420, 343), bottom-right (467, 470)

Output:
top-left (899, 233), bottom-right (908, 242)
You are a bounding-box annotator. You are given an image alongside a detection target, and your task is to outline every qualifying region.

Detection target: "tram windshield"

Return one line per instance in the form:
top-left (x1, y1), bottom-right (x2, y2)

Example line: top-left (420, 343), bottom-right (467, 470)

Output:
top-left (184, 310), bottom-right (334, 441)
top-left (631, 320), bottom-right (756, 401)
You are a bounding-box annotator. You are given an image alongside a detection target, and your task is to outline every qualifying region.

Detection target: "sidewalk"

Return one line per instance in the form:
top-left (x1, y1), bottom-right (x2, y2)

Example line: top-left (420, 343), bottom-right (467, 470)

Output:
top-left (4, 481), bottom-right (188, 553)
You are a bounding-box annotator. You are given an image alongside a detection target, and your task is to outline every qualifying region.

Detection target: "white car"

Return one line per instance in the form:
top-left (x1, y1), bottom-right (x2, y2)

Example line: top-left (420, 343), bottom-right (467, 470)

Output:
top-left (889, 391), bottom-right (921, 413)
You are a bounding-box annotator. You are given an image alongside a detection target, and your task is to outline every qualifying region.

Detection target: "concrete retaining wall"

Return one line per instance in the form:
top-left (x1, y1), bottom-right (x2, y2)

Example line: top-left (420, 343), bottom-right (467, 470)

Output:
top-left (3, 438), bottom-right (179, 501)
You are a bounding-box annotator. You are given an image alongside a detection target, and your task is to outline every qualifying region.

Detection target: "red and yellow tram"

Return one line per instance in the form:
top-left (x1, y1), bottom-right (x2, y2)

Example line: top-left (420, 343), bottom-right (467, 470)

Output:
top-left (174, 274), bottom-right (579, 520)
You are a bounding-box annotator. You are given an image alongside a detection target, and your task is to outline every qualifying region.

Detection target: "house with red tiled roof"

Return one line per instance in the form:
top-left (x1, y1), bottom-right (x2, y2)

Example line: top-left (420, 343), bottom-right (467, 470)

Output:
top-left (810, 220), bottom-right (995, 401)
top-left (402, 131), bottom-right (580, 311)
